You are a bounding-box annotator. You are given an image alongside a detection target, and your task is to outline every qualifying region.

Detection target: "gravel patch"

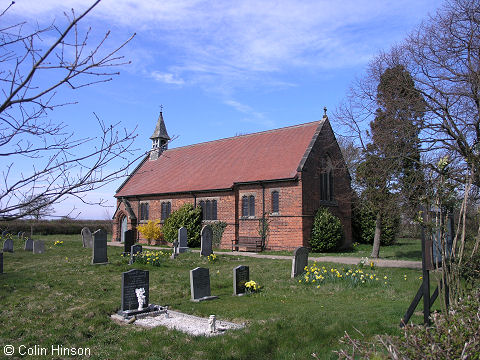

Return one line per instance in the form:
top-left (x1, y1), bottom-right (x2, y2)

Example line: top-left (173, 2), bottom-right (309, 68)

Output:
top-left (113, 309), bottom-right (245, 337)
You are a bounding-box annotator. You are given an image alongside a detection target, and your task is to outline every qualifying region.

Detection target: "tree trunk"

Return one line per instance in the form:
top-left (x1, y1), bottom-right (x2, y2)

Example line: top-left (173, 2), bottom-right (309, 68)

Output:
top-left (371, 212), bottom-right (382, 258)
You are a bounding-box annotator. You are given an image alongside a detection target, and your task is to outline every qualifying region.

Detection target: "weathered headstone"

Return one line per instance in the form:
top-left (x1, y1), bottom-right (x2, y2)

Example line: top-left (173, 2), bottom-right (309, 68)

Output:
top-left (2, 239), bottom-right (13, 253)
top-left (291, 246), bottom-right (309, 278)
top-left (120, 269), bottom-right (150, 314)
top-left (81, 227), bottom-right (93, 248)
top-left (129, 244), bottom-right (142, 265)
top-left (18, 231), bottom-right (23, 239)
top-left (200, 225), bottom-right (213, 257)
top-left (190, 267), bottom-right (218, 302)
top-left (123, 230), bottom-right (135, 255)
top-left (24, 238), bottom-right (34, 252)
top-left (92, 229), bottom-right (108, 264)
top-left (233, 265), bottom-right (250, 296)
top-left (33, 240), bottom-right (45, 254)
top-left (178, 226), bottom-right (189, 253)
top-left (0, 252), bottom-right (3, 274)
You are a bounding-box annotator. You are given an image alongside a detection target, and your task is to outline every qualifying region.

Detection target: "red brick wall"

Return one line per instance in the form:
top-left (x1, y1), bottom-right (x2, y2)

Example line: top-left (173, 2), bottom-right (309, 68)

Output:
top-left (301, 119), bottom-right (353, 249)
top-left (112, 120), bottom-right (351, 251)
top-left (236, 181), bottom-right (304, 250)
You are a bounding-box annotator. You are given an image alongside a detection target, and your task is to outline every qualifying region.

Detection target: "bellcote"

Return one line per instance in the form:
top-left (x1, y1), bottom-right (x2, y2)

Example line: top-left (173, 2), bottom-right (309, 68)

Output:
top-left (149, 111), bottom-right (170, 160)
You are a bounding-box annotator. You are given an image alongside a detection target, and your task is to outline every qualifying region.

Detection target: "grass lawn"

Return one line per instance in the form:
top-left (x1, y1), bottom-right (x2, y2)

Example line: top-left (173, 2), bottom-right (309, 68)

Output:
top-left (261, 237), bottom-right (422, 261)
top-left (0, 234), bottom-right (434, 360)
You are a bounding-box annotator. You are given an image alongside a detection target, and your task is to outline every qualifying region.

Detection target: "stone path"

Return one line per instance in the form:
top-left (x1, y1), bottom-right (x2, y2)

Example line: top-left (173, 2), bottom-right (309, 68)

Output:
top-left (107, 242), bottom-right (421, 269)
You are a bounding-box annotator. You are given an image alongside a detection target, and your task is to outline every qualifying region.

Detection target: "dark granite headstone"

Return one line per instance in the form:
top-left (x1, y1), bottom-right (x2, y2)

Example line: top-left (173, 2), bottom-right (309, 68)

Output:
top-left (24, 238), bottom-right (33, 252)
top-left (200, 225), bottom-right (213, 257)
top-left (123, 230), bottom-right (135, 255)
top-left (190, 267), bottom-right (218, 302)
top-left (3, 239), bottom-right (13, 253)
top-left (121, 269), bottom-right (149, 313)
top-left (33, 240), bottom-right (45, 254)
top-left (92, 229), bottom-right (108, 264)
top-left (129, 244), bottom-right (142, 265)
top-left (81, 227), bottom-right (93, 248)
top-left (178, 227), bottom-right (189, 253)
top-left (0, 252), bottom-right (3, 274)
top-left (233, 265), bottom-right (250, 296)
top-left (291, 246), bottom-right (309, 278)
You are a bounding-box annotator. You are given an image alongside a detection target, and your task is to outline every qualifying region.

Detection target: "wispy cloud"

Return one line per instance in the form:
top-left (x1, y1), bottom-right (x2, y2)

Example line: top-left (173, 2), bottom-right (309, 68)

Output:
top-left (224, 99), bottom-right (275, 128)
top-left (151, 71), bottom-right (185, 85)
top-left (9, 0), bottom-right (439, 92)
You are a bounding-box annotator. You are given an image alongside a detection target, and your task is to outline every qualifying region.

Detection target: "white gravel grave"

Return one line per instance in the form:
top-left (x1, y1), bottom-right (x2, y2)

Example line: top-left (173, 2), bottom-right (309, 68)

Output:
top-left (113, 309), bottom-right (244, 337)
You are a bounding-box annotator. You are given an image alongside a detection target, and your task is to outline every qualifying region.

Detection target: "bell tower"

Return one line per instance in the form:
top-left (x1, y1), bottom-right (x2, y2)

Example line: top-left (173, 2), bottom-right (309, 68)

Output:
top-left (149, 110), bottom-right (170, 160)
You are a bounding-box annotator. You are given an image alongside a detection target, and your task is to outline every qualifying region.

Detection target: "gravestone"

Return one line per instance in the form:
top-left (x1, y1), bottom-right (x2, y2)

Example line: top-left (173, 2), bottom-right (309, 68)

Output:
top-left (120, 269), bottom-right (151, 315)
top-left (2, 239), bottom-right (13, 253)
top-left (123, 230), bottom-right (135, 255)
top-left (0, 252), bottom-right (3, 274)
top-left (129, 244), bottom-right (142, 265)
top-left (81, 227), bottom-right (93, 248)
top-left (92, 229), bottom-right (108, 264)
top-left (24, 238), bottom-right (34, 252)
top-left (200, 225), bottom-right (213, 257)
top-left (190, 267), bottom-right (218, 302)
top-left (33, 240), bottom-right (45, 254)
top-left (177, 227), bottom-right (189, 254)
top-left (18, 232), bottom-right (23, 239)
top-left (291, 246), bottom-right (309, 278)
top-left (233, 265), bottom-right (250, 296)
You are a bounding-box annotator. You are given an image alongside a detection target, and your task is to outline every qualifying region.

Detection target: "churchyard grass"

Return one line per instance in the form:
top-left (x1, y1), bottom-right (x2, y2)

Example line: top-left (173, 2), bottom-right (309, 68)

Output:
top-left (0, 234), bottom-right (432, 359)
top-left (262, 237), bottom-right (422, 261)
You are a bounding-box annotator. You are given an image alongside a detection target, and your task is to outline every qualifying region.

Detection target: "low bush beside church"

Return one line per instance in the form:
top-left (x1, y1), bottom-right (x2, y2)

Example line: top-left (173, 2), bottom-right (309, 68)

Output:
top-left (310, 207), bottom-right (343, 252)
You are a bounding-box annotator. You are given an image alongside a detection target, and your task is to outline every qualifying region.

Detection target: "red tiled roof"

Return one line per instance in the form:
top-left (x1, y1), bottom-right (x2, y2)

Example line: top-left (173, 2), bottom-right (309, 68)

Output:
top-left (115, 120), bottom-right (324, 197)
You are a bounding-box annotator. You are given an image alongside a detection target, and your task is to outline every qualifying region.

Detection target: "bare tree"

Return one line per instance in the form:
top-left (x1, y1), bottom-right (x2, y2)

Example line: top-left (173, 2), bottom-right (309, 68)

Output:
top-left (0, 0), bottom-right (140, 220)
top-left (336, 0), bottom-right (480, 302)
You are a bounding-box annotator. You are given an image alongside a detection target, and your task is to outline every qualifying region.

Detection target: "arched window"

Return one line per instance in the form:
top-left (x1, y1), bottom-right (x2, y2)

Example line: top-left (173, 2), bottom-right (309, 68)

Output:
top-left (272, 191), bottom-right (279, 213)
top-left (320, 156), bottom-right (334, 201)
top-left (140, 202), bottom-right (149, 221)
top-left (200, 199), bottom-right (218, 220)
top-left (161, 202), bottom-right (171, 220)
top-left (249, 195), bottom-right (255, 217)
top-left (211, 200), bottom-right (217, 220)
top-left (206, 200), bottom-right (212, 220)
top-left (242, 196), bottom-right (248, 217)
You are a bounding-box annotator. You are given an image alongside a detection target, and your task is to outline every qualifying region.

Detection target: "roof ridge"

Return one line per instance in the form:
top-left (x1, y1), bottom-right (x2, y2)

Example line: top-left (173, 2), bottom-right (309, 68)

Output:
top-left (166, 120), bottom-right (322, 152)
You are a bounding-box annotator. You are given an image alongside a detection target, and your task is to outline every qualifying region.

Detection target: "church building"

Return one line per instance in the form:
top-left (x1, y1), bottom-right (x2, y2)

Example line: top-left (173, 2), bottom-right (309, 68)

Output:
top-left (112, 111), bottom-right (352, 250)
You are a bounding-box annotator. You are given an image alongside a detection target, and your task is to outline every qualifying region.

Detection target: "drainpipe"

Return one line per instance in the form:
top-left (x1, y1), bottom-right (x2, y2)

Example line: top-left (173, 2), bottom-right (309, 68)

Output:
top-left (261, 183), bottom-right (266, 250)
top-left (192, 192), bottom-right (197, 208)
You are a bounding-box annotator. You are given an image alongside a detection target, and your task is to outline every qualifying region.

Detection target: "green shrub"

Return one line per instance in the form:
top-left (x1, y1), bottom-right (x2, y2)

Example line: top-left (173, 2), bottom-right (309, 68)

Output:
top-left (352, 204), bottom-right (400, 246)
top-left (310, 207), bottom-right (343, 252)
top-left (211, 221), bottom-right (227, 248)
top-left (162, 203), bottom-right (202, 247)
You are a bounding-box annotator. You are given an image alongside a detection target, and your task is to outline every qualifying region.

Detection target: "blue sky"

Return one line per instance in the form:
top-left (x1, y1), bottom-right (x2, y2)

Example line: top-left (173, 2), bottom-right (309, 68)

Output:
top-left (5, 0), bottom-right (441, 219)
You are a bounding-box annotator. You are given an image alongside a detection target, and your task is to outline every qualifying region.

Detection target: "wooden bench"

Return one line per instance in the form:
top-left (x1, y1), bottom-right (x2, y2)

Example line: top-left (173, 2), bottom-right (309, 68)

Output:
top-left (231, 236), bottom-right (263, 252)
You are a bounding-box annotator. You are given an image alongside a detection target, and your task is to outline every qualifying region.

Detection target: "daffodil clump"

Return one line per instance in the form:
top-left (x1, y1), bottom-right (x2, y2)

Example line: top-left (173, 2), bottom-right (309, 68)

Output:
top-left (299, 262), bottom-right (389, 288)
top-left (54, 240), bottom-right (64, 246)
top-left (245, 280), bottom-right (261, 293)
top-left (131, 250), bottom-right (169, 267)
top-left (207, 253), bottom-right (217, 262)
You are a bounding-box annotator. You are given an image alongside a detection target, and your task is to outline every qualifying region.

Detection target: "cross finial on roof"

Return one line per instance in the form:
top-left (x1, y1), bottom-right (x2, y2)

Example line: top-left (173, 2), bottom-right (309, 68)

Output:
top-left (323, 106), bottom-right (327, 118)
